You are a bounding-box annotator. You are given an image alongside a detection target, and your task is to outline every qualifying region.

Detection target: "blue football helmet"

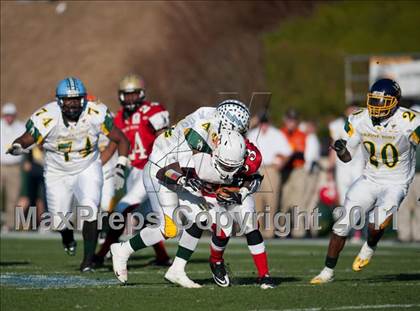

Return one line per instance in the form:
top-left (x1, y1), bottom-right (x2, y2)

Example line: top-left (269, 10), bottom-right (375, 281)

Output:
top-left (56, 77), bottom-right (87, 120)
top-left (367, 78), bottom-right (401, 122)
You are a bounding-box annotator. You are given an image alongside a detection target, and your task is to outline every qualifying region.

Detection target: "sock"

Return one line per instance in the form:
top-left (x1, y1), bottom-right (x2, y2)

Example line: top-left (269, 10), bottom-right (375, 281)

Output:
top-left (325, 256), bottom-right (338, 269)
top-left (152, 241), bottom-right (170, 262)
top-left (171, 256), bottom-right (187, 272)
top-left (210, 233), bottom-right (229, 263)
top-left (60, 228), bottom-right (74, 245)
top-left (129, 226), bottom-right (164, 251)
top-left (173, 223), bottom-right (203, 269)
top-left (82, 220), bottom-right (98, 262)
top-left (359, 241), bottom-right (375, 259)
top-left (322, 266), bottom-right (334, 275)
top-left (246, 230), bottom-right (269, 277)
top-left (119, 240), bottom-right (135, 257)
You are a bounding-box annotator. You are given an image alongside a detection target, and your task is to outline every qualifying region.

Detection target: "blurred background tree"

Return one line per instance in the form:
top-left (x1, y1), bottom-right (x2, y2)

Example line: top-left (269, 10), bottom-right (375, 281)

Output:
top-left (264, 0), bottom-right (420, 126)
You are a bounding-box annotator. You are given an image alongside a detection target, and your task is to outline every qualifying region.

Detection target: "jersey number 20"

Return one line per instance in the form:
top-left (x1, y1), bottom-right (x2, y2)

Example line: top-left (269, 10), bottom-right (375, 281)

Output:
top-left (363, 141), bottom-right (398, 168)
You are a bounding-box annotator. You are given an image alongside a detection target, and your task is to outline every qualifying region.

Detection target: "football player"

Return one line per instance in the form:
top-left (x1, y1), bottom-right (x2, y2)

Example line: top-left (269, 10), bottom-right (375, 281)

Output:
top-left (311, 78), bottom-right (419, 284)
top-left (7, 77), bottom-right (130, 272)
top-left (328, 104), bottom-right (365, 243)
top-left (166, 137), bottom-right (275, 289)
top-left (111, 129), bottom-right (247, 287)
top-left (110, 100), bottom-right (251, 287)
top-left (94, 74), bottom-right (171, 266)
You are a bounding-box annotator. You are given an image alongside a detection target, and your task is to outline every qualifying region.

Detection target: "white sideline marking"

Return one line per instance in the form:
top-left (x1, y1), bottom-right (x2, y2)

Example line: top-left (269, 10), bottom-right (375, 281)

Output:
top-left (252, 304), bottom-right (420, 311)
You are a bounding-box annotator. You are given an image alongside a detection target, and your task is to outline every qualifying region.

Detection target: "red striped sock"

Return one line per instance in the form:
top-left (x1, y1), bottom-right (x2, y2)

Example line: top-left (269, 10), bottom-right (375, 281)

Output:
top-left (210, 244), bottom-right (225, 263)
top-left (252, 252), bottom-right (269, 277)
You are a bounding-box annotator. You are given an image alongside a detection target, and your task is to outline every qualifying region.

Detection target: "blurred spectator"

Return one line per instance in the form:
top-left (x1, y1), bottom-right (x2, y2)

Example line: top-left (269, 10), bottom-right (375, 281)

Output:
top-left (398, 104), bottom-right (420, 242)
top-left (328, 104), bottom-right (364, 243)
top-left (300, 120), bottom-right (322, 237)
top-left (16, 146), bottom-right (46, 230)
top-left (1, 103), bottom-right (26, 232)
top-left (247, 112), bottom-right (292, 239)
top-left (280, 109), bottom-right (308, 238)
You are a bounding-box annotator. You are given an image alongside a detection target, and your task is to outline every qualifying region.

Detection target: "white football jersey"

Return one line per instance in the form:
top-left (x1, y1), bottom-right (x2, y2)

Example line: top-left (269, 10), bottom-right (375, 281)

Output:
top-left (345, 107), bottom-right (420, 185)
top-left (26, 100), bottom-right (114, 175)
top-left (149, 106), bottom-right (232, 184)
top-left (150, 107), bottom-right (220, 166)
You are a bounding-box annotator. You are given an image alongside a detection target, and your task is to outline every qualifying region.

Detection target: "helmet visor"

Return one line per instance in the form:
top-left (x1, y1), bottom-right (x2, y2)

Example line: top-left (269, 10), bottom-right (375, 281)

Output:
top-left (216, 157), bottom-right (243, 173)
top-left (367, 93), bottom-right (397, 118)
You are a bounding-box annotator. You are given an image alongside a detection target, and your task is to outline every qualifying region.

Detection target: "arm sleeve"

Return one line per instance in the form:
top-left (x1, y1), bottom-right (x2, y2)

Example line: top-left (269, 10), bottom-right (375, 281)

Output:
top-left (100, 108), bottom-right (114, 136)
top-left (26, 107), bottom-right (55, 144)
top-left (149, 110), bottom-right (170, 132)
top-left (343, 116), bottom-right (362, 156)
top-left (409, 125), bottom-right (420, 145)
top-left (184, 128), bottom-right (212, 154)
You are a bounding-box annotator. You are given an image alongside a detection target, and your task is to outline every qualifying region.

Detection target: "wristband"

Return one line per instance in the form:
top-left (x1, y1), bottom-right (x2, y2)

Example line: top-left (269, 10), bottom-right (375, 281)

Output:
top-left (117, 156), bottom-right (129, 167)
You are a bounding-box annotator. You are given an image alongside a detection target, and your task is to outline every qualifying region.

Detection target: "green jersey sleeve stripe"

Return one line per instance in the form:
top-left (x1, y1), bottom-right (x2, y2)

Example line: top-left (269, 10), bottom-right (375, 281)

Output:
top-left (25, 119), bottom-right (42, 143)
top-left (101, 112), bottom-right (114, 135)
top-left (184, 128), bottom-right (212, 154)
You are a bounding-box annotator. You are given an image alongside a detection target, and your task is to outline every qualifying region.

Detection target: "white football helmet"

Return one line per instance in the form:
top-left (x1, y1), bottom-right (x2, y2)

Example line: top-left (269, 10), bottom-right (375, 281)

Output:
top-left (212, 130), bottom-right (246, 180)
top-left (216, 99), bottom-right (250, 134)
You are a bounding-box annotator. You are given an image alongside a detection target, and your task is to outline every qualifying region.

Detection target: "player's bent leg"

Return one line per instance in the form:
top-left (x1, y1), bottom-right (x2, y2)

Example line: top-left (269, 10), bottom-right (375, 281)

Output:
top-left (245, 230), bottom-right (275, 289)
top-left (209, 227), bottom-right (230, 288)
top-left (353, 184), bottom-right (408, 272)
top-left (45, 173), bottom-right (76, 256)
top-left (352, 219), bottom-right (388, 272)
top-left (74, 160), bottom-right (103, 272)
top-left (311, 177), bottom-right (377, 284)
top-left (165, 222), bottom-right (204, 289)
top-left (310, 233), bottom-right (345, 284)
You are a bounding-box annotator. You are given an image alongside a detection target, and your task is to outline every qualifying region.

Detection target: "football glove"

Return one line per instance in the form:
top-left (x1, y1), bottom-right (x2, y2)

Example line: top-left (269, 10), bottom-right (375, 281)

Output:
top-left (6, 143), bottom-right (25, 155)
top-left (332, 139), bottom-right (347, 156)
top-left (177, 176), bottom-right (203, 192)
top-left (247, 174), bottom-right (264, 195)
top-left (114, 156), bottom-right (128, 190)
top-left (216, 188), bottom-right (242, 206)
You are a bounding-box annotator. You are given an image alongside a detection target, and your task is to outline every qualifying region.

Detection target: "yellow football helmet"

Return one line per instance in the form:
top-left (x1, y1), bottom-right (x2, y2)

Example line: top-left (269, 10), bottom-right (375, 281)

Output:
top-left (366, 78), bottom-right (401, 120)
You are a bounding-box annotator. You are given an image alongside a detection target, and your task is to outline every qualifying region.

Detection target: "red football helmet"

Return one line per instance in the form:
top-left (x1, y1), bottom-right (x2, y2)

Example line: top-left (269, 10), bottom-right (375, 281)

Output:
top-left (319, 183), bottom-right (338, 206)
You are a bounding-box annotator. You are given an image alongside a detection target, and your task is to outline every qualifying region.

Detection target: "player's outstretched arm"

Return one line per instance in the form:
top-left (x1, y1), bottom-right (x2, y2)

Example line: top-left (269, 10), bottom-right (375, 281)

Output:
top-left (331, 139), bottom-right (352, 163)
top-left (6, 132), bottom-right (35, 155)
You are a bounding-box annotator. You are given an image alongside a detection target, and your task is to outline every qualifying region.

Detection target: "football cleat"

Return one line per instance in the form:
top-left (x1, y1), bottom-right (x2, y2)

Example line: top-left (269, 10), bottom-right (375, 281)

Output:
top-left (310, 268), bottom-right (334, 284)
top-left (164, 267), bottom-right (202, 288)
top-left (352, 242), bottom-right (374, 272)
top-left (210, 261), bottom-right (230, 287)
top-left (110, 243), bottom-right (128, 284)
top-left (63, 240), bottom-right (77, 256)
top-left (352, 255), bottom-right (371, 272)
top-left (259, 274), bottom-right (276, 289)
top-left (80, 260), bottom-right (95, 273)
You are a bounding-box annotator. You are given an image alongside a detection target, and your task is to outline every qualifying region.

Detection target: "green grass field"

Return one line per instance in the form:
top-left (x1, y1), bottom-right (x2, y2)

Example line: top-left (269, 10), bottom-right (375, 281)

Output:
top-left (1, 236), bottom-right (419, 311)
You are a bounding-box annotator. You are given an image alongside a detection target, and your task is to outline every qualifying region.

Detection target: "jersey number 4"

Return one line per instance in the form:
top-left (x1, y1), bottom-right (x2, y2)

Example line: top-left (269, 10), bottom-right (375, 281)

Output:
top-left (363, 141), bottom-right (398, 168)
top-left (132, 132), bottom-right (148, 160)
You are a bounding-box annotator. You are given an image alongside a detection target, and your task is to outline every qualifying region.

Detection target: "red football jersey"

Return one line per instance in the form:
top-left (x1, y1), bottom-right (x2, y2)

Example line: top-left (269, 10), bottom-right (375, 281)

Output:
top-left (114, 101), bottom-right (169, 169)
top-left (243, 139), bottom-right (262, 176)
